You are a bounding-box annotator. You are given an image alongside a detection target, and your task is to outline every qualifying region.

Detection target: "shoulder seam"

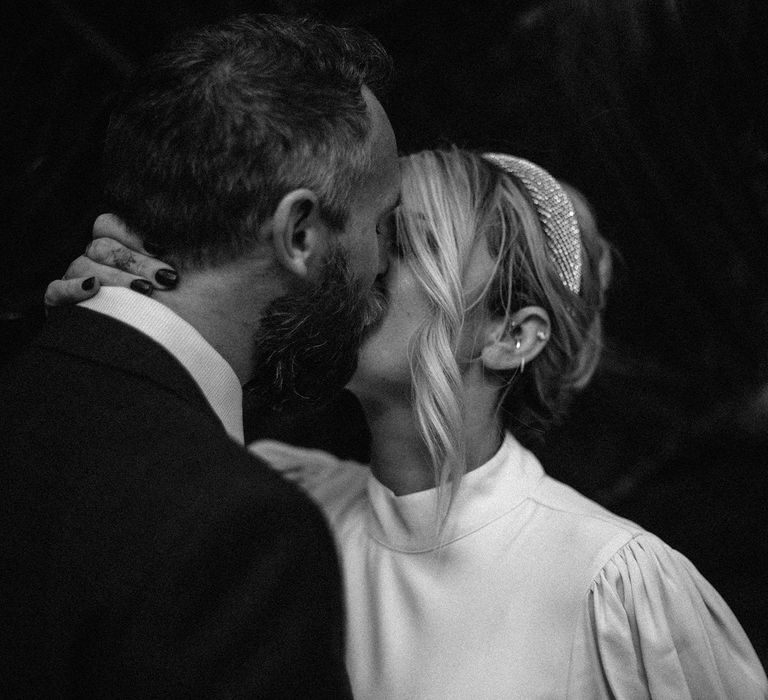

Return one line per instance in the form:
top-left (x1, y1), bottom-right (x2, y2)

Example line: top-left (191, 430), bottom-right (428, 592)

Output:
top-left (526, 491), bottom-right (644, 537)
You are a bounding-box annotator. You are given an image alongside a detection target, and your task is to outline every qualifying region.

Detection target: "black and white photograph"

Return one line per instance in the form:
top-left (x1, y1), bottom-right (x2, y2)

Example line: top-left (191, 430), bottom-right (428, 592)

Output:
top-left (2, 1), bottom-right (767, 697)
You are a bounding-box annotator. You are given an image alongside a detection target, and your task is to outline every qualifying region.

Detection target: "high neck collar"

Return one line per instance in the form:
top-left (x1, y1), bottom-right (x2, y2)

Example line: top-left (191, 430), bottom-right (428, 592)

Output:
top-left (365, 433), bottom-right (544, 553)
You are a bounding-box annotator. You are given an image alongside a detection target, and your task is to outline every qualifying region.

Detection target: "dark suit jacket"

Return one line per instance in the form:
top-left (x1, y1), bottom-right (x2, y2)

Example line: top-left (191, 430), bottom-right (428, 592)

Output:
top-left (0, 306), bottom-right (351, 699)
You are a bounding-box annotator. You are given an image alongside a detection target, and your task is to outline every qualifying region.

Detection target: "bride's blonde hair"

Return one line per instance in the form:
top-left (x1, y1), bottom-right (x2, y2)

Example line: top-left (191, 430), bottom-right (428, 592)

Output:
top-left (396, 147), bottom-right (611, 526)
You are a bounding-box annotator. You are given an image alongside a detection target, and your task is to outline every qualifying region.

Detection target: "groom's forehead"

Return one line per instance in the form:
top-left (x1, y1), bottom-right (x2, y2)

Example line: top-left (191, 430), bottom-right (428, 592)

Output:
top-left (314, 86), bottom-right (399, 233)
top-left (362, 86), bottom-right (400, 187)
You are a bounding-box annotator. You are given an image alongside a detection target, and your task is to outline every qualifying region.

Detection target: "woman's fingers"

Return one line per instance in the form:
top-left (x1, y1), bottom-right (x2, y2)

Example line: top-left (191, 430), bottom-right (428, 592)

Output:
top-left (44, 276), bottom-right (101, 307)
top-left (92, 213), bottom-right (147, 252)
top-left (44, 214), bottom-right (179, 308)
top-left (91, 213), bottom-right (178, 287)
top-left (84, 239), bottom-right (178, 289)
top-left (56, 257), bottom-right (154, 297)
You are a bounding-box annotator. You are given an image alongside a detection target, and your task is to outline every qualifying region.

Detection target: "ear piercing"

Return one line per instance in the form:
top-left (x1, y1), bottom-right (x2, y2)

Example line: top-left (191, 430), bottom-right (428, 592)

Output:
top-left (515, 331), bottom-right (546, 349)
top-left (513, 329), bottom-right (545, 374)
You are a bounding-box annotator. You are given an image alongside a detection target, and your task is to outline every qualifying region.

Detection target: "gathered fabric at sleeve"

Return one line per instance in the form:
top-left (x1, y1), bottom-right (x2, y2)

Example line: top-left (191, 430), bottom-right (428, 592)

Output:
top-left (567, 533), bottom-right (767, 699)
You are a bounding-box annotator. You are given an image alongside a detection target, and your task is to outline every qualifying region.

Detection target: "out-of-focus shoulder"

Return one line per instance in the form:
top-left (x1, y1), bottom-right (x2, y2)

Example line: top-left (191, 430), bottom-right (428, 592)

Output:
top-left (248, 440), bottom-right (369, 516)
top-left (249, 440), bottom-right (345, 476)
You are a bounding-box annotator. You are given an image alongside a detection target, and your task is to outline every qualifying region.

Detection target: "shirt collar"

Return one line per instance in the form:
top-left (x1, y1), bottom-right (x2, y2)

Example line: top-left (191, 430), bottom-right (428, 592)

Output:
top-left (79, 287), bottom-right (244, 444)
top-left (365, 432), bottom-right (545, 552)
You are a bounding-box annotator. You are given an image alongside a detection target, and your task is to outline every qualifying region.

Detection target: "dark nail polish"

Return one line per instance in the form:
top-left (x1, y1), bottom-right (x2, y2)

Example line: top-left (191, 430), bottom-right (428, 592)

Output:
top-left (82, 277), bottom-right (96, 291)
top-left (130, 279), bottom-right (153, 295)
top-left (154, 268), bottom-right (178, 287)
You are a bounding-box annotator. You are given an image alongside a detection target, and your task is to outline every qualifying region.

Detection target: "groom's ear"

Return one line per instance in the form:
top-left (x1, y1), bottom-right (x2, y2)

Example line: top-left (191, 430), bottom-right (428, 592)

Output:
top-left (270, 189), bottom-right (331, 280)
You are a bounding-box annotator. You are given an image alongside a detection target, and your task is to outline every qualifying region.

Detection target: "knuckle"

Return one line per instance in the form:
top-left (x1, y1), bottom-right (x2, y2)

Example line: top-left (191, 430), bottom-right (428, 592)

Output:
top-left (112, 248), bottom-right (138, 273)
top-left (43, 282), bottom-right (63, 307)
top-left (93, 213), bottom-right (115, 232)
top-left (87, 237), bottom-right (114, 262)
top-left (64, 256), bottom-right (88, 279)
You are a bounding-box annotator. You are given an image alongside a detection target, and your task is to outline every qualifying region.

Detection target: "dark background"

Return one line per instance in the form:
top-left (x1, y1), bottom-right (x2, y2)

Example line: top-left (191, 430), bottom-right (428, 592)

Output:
top-left (3, 0), bottom-right (767, 663)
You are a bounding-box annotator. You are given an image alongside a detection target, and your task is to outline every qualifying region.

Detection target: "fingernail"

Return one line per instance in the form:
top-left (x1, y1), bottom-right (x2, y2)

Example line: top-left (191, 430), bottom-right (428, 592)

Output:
top-left (82, 277), bottom-right (96, 291)
top-left (154, 268), bottom-right (178, 287)
top-left (130, 279), bottom-right (153, 295)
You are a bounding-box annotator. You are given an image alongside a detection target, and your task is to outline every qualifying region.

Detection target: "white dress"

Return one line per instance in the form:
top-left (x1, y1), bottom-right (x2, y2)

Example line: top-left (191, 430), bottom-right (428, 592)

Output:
top-left (251, 433), bottom-right (767, 699)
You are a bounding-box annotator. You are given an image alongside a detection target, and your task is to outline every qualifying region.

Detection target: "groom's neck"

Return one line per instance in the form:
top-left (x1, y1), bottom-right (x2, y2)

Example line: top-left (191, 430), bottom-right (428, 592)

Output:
top-left (151, 258), bottom-right (277, 386)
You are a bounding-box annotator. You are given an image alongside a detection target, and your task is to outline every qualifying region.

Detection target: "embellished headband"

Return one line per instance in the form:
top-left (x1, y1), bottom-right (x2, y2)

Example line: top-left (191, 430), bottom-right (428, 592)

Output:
top-left (483, 153), bottom-right (582, 295)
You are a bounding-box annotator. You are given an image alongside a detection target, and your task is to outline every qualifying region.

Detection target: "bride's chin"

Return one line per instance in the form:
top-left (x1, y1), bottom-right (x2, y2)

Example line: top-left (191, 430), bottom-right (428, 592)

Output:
top-left (345, 370), bottom-right (365, 395)
top-left (345, 361), bottom-right (380, 400)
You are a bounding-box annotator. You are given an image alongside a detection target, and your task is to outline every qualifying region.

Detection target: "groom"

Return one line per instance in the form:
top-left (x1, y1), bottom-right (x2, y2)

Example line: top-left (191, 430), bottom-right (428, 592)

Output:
top-left (0, 15), bottom-right (400, 697)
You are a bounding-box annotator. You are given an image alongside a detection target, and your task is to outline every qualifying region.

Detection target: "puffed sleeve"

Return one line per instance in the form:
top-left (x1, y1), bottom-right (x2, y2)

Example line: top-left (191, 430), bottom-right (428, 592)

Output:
top-left (567, 534), bottom-right (767, 699)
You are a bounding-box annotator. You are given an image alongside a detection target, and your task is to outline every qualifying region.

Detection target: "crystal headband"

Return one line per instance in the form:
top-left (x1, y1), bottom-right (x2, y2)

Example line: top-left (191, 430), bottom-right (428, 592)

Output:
top-left (483, 153), bottom-right (582, 294)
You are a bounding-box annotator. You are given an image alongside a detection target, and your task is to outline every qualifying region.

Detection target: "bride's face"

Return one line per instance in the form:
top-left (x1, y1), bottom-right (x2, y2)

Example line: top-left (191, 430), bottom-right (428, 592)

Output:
top-left (346, 253), bottom-right (428, 396)
top-left (347, 224), bottom-right (494, 401)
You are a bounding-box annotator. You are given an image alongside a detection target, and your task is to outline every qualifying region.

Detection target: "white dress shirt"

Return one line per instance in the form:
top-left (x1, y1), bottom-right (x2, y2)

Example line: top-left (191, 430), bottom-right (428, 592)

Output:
top-left (80, 287), bottom-right (243, 444)
top-left (251, 433), bottom-right (767, 700)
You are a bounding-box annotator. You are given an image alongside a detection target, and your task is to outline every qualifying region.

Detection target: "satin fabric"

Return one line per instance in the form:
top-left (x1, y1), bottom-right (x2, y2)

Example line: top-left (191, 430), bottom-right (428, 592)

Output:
top-left (252, 434), bottom-right (766, 699)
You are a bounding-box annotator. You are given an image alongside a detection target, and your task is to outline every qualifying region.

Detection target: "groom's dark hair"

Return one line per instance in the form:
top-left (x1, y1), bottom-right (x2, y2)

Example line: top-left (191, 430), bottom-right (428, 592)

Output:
top-left (102, 14), bottom-right (393, 268)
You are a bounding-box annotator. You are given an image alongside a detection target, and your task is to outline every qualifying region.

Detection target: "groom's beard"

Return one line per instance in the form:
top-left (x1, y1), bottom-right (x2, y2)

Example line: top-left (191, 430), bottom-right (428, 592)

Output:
top-left (244, 247), bottom-right (387, 413)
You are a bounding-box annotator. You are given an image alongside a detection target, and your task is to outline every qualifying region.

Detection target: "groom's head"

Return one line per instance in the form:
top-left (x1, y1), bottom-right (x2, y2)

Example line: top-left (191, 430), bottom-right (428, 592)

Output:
top-left (102, 15), bottom-right (401, 409)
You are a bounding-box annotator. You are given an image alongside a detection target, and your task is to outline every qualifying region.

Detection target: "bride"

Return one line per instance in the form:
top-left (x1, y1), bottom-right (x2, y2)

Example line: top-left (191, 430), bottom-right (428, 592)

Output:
top-left (52, 147), bottom-right (767, 698)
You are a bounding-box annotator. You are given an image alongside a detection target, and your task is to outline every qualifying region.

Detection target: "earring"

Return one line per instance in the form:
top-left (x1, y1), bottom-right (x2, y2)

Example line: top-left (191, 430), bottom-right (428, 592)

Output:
top-left (514, 338), bottom-right (522, 350)
top-left (536, 331), bottom-right (548, 341)
top-left (520, 356), bottom-right (525, 374)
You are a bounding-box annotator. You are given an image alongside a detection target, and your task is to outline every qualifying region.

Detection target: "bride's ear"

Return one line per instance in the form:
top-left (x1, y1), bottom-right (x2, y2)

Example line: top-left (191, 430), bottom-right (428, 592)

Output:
top-left (480, 306), bottom-right (551, 371)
